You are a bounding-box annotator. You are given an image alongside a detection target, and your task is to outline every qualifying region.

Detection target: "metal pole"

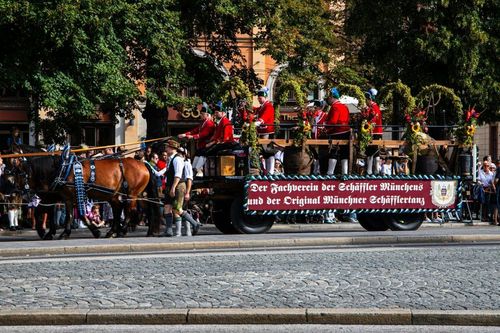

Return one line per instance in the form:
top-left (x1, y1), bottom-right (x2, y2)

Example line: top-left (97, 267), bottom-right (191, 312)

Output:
top-left (472, 144), bottom-right (477, 182)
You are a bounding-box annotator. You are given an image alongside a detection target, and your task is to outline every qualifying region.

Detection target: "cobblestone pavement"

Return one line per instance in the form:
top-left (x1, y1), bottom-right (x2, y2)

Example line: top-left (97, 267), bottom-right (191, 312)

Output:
top-left (0, 245), bottom-right (498, 310)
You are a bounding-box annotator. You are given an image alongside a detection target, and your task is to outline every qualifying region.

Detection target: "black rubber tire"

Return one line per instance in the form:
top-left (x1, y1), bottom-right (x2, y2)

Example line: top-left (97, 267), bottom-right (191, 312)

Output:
top-left (357, 213), bottom-right (390, 231)
top-left (385, 214), bottom-right (424, 231)
top-left (213, 200), bottom-right (240, 234)
top-left (230, 196), bottom-right (274, 234)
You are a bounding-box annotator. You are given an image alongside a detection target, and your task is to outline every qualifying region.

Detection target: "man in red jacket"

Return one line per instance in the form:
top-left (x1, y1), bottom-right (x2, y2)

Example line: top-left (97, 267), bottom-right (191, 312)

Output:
top-left (179, 103), bottom-right (216, 175)
top-left (194, 102), bottom-right (235, 175)
top-left (324, 87), bottom-right (351, 175)
top-left (363, 88), bottom-right (383, 175)
top-left (179, 103), bottom-right (216, 148)
top-left (206, 102), bottom-right (234, 148)
top-left (253, 87), bottom-right (277, 174)
top-left (253, 87), bottom-right (275, 137)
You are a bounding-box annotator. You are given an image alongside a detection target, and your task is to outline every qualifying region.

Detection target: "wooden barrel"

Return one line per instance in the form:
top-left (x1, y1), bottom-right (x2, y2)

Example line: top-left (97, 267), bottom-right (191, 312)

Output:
top-left (458, 152), bottom-right (472, 176)
top-left (283, 146), bottom-right (313, 175)
top-left (415, 151), bottom-right (438, 175)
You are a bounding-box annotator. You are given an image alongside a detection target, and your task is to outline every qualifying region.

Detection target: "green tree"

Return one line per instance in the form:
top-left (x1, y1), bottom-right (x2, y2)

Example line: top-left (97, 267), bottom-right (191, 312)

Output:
top-left (345, 0), bottom-right (500, 122)
top-left (0, 0), bottom-right (338, 142)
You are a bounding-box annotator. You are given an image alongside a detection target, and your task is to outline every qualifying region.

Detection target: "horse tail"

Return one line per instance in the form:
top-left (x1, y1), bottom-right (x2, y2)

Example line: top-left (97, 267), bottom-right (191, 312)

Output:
top-left (144, 163), bottom-right (162, 235)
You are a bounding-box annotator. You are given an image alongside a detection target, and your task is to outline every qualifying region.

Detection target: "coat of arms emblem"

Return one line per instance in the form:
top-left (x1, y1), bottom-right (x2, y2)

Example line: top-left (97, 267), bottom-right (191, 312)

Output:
top-left (431, 181), bottom-right (457, 208)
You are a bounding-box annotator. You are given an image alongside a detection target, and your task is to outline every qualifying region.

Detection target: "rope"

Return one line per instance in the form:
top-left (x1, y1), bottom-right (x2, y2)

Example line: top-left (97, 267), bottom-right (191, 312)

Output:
top-left (0, 136), bottom-right (171, 159)
top-left (0, 197), bottom-right (162, 207)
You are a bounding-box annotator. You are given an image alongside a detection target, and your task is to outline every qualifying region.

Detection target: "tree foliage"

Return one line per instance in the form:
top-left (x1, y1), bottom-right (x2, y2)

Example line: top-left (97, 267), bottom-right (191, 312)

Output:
top-left (345, 0), bottom-right (500, 122)
top-left (0, 0), bottom-right (337, 142)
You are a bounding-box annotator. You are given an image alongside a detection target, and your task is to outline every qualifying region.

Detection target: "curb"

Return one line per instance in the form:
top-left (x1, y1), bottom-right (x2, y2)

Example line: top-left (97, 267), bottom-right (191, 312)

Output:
top-left (0, 308), bottom-right (498, 326)
top-left (1, 234), bottom-right (500, 258)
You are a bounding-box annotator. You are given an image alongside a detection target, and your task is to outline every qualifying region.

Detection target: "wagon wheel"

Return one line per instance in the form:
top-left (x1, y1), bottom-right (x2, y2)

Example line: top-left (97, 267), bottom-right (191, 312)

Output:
top-left (230, 196), bottom-right (274, 234)
top-left (212, 200), bottom-right (239, 234)
top-left (357, 213), bottom-right (389, 231)
top-left (385, 213), bottom-right (423, 231)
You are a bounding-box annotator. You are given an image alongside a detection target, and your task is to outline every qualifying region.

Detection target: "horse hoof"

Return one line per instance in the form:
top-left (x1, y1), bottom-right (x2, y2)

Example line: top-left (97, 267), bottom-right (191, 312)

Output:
top-left (43, 233), bottom-right (53, 241)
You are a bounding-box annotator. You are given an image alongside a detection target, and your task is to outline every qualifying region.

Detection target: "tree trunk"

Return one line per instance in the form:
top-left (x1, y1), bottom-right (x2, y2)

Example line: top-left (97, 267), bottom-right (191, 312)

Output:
top-left (142, 102), bottom-right (167, 140)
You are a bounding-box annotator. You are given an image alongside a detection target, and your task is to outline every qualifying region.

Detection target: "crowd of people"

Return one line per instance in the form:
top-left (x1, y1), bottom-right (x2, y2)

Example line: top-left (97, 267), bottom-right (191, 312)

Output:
top-left (475, 156), bottom-right (500, 225)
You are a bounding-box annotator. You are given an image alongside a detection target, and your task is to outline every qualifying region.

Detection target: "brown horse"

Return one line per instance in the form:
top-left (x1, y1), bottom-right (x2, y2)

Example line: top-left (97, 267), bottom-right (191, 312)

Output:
top-left (7, 144), bottom-right (160, 239)
top-left (62, 157), bottom-right (157, 238)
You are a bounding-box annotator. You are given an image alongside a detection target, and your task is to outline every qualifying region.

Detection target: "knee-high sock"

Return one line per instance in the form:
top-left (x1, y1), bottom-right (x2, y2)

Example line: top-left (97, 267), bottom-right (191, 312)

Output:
top-left (313, 160), bottom-right (320, 175)
top-left (266, 156), bottom-right (275, 175)
top-left (341, 159), bottom-right (349, 175)
top-left (374, 157), bottom-right (381, 175)
top-left (193, 156), bottom-right (206, 171)
top-left (327, 159), bottom-right (337, 175)
top-left (8, 210), bottom-right (16, 227)
top-left (164, 213), bottom-right (173, 236)
top-left (184, 220), bottom-right (192, 236)
top-left (192, 156), bottom-right (200, 170)
top-left (366, 155), bottom-right (374, 175)
top-left (175, 217), bottom-right (182, 236)
top-left (181, 211), bottom-right (199, 228)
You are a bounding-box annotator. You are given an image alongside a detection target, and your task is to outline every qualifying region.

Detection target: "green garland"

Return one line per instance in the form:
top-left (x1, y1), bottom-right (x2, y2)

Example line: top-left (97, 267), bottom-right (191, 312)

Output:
top-left (378, 80), bottom-right (416, 124)
top-left (274, 78), bottom-right (307, 134)
top-left (218, 76), bottom-right (253, 106)
top-left (337, 83), bottom-right (366, 109)
top-left (415, 84), bottom-right (463, 114)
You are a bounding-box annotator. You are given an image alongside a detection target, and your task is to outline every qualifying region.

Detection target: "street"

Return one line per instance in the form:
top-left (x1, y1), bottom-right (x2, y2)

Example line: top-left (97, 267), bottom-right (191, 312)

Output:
top-left (0, 225), bottom-right (499, 331)
top-left (0, 241), bottom-right (498, 311)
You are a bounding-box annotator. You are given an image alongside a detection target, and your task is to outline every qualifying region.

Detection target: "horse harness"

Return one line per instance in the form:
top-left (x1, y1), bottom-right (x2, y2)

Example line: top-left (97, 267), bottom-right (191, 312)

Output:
top-left (52, 150), bottom-right (130, 216)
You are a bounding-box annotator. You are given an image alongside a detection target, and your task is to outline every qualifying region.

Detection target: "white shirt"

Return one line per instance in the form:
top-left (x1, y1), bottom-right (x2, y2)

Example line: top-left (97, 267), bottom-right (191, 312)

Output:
top-left (183, 159), bottom-right (193, 181)
top-left (478, 168), bottom-right (494, 188)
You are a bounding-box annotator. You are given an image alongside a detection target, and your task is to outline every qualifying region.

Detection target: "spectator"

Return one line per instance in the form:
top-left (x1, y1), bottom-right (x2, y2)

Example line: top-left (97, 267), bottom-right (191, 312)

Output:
top-left (157, 150), bottom-right (168, 194)
top-left (6, 126), bottom-right (22, 149)
top-left (7, 191), bottom-right (22, 231)
top-left (394, 156), bottom-right (410, 175)
top-left (54, 201), bottom-right (66, 228)
top-left (27, 194), bottom-right (41, 230)
top-left (492, 160), bottom-right (499, 225)
top-left (86, 204), bottom-right (105, 228)
top-left (134, 151), bottom-right (145, 162)
top-left (380, 156), bottom-right (393, 176)
top-left (478, 157), bottom-right (495, 223)
top-left (144, 146), bottom-right (153, 162)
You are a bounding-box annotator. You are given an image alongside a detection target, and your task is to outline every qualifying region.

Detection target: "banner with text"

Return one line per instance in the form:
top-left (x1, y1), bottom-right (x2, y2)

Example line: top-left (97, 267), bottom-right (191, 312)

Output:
top-left (245, 179), bottom-right (458, 212)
